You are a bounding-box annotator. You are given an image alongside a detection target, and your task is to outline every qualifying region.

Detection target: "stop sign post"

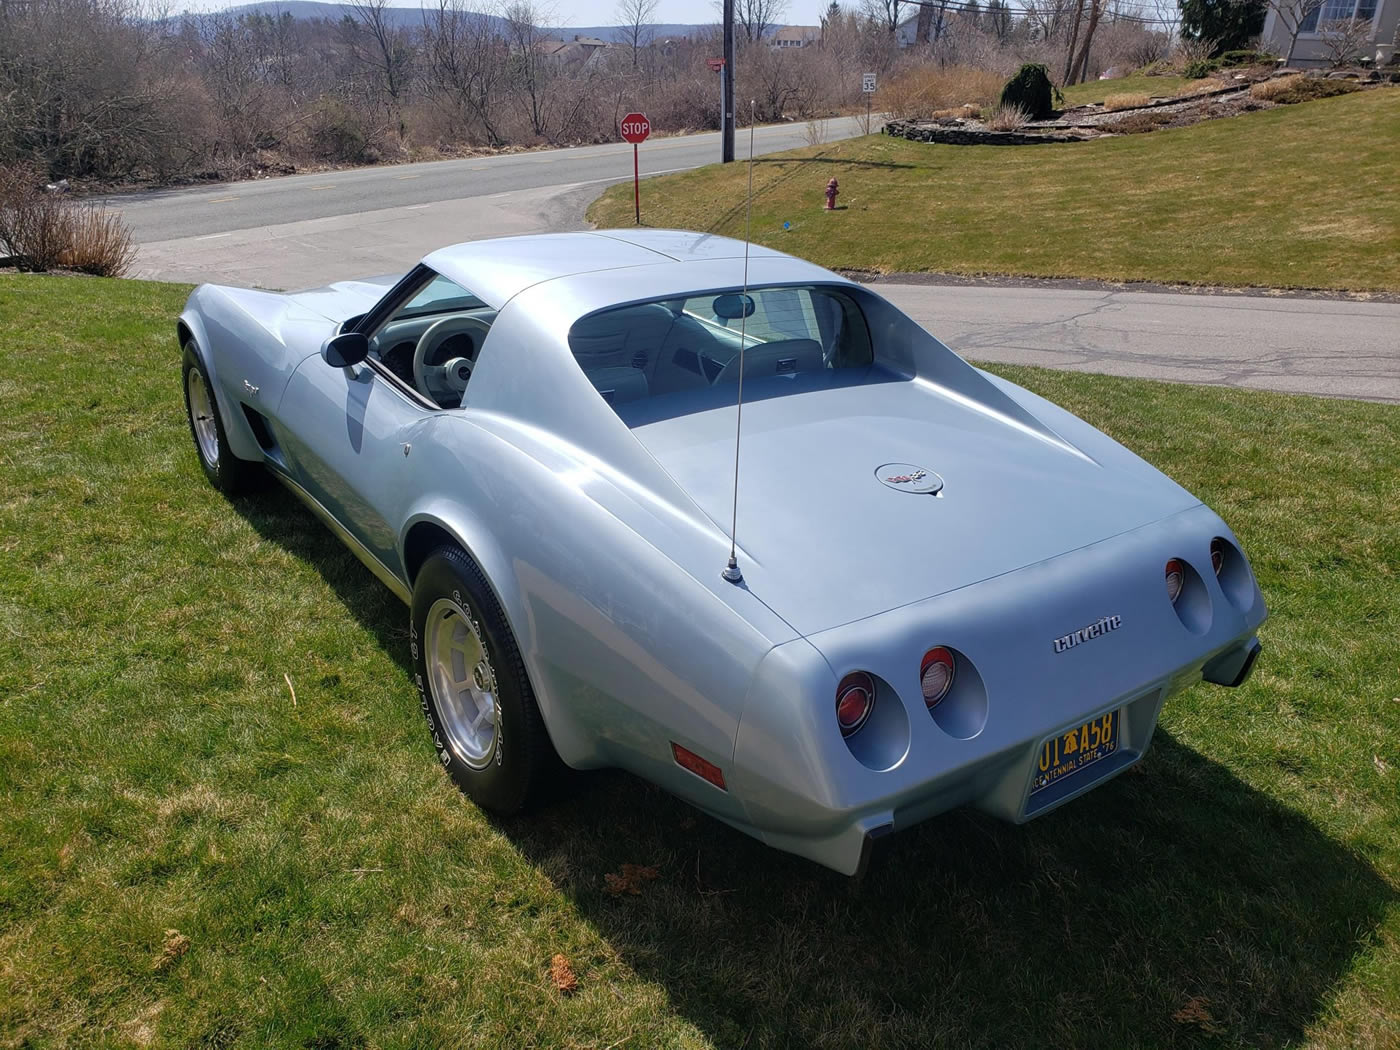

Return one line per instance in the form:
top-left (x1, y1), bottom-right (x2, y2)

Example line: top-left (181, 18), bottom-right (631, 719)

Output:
top-left (620, 112), bottom-right (650, 225)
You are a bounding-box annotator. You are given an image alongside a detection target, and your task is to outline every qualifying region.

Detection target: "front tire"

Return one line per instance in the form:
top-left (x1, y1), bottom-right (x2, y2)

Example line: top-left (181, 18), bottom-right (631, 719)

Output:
top-left (182, 343), bottom-right (262, 496)
top-left (410, 545), bottom-right (556, 813)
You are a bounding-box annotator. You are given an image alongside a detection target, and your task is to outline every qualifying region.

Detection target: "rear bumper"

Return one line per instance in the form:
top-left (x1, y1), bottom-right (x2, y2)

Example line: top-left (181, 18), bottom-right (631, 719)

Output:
top-left (740, 670), bottom-right (1174, 876)
top-left (727, 504), bottom-right (1267, 876)
top-left (746, 638), bottom-right (1260, 877)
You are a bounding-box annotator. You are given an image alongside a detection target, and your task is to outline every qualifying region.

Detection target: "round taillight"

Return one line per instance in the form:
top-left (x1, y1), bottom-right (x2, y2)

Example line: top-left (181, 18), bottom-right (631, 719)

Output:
top-left (1165, 558), bottom-right (1185, 604)
top-left (835, 672), bottom-right (875, 737)
top-left (920, 647), bottom-right (955, 708)
top-left (1210, 537), bottom-right (1225, 576)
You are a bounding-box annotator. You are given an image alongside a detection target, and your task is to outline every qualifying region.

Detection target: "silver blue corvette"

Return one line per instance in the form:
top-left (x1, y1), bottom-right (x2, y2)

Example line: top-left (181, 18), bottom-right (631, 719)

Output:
top-left (178, 229), bottom-right (1266, 875)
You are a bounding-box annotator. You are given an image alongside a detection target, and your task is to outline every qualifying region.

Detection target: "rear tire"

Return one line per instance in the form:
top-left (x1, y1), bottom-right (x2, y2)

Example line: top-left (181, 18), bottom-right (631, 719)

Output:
top-left (410, 545), bottom-right (556, 813)
top-left (182, 343), bottom-right (263, 496)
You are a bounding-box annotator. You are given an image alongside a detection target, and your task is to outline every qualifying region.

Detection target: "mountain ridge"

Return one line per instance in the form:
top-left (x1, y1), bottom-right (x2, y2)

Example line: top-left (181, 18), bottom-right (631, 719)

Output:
top-left (211, 1), bottom-right (714, 39)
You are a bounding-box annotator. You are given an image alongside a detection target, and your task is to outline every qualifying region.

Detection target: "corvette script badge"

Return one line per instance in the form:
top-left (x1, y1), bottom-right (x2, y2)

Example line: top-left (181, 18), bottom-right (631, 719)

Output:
top-left (875, 463), bottom-right (943, 495)
top-left (1053, 615), bottom-right (1123, 654)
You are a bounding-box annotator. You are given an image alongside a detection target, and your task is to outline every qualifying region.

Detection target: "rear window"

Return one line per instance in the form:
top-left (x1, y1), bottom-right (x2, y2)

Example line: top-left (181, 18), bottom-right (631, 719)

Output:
top-left (567, 285), bottom-right (873, 408)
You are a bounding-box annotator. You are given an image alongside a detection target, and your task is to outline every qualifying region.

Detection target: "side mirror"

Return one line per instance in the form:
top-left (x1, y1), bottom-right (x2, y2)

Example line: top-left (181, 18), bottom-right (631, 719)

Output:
top-left (322, 331), bottom-right (369, 368)
top-left (713, 293), bottom-right (755, 320)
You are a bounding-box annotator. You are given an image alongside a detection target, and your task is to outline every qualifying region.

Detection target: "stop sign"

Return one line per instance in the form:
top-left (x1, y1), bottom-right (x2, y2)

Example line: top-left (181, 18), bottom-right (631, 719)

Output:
top-left (620, 112), bottom-right (650, 144)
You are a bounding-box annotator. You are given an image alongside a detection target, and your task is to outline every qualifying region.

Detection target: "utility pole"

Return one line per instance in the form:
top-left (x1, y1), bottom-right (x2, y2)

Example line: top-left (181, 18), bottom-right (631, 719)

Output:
top-left (722, 0), bottom-right (735, 163)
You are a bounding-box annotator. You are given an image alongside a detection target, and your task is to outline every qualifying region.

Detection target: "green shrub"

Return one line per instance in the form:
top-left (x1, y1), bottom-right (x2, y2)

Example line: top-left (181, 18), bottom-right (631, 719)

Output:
top-left (998, 64), bottom-right (1062, 120)
top-left (1184, 58), bottom-right (1222, 78)
top-left (1179, 0), bottom-right (1268, 54)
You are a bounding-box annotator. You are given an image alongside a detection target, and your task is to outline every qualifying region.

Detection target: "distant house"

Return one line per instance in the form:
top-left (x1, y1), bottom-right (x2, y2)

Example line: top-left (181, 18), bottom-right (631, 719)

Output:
top-left (894, 13), bottom-right (921, 47)
top-left (770, 25), bottom-right (822, 48)
top-left (1261, 0), bottom-right (1398, 65)
top-left (534, 34), bottom-right (610, 65)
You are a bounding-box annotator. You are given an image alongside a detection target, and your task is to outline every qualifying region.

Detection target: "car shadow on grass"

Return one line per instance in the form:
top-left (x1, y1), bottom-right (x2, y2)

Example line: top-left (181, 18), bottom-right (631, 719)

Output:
top-left (504, 741), bottom-right (1394, 1049)
top-left (237, 487), bottom-right (1394, 1050)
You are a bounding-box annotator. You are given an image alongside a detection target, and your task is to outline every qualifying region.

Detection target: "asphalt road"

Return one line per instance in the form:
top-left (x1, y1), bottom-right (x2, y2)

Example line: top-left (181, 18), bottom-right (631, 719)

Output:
top-left (113, 123), bottom-right (1400, 404)
top-left (111, 117), bottom-right (873, 244)
top-left (884, 282), bottom-right (1400, 403)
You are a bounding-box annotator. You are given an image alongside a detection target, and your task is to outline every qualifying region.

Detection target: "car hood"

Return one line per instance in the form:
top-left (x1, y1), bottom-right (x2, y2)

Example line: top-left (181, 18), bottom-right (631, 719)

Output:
top-left (284, 274), bottom-right (401, 323)
top-left (625, 370), bottom-right (1199, 637)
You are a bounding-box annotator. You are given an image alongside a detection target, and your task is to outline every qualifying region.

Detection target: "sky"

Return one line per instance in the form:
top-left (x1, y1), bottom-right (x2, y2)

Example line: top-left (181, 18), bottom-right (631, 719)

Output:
top-left (544, 0), bottom-right (837, 26)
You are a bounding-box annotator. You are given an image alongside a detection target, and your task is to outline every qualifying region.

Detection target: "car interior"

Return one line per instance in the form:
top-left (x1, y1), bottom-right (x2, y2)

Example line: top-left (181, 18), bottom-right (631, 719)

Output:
top-left (370, 307), bottom-right (498, 408)
top-left (568, 286), bottom-right (874, 409)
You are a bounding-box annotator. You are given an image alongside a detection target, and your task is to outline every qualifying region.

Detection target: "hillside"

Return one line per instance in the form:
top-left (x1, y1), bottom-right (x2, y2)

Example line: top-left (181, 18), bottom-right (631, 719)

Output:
top-left (589, 88), bottom-right (1400, 292)
top-left (218, 1), bottom-right (712, 38)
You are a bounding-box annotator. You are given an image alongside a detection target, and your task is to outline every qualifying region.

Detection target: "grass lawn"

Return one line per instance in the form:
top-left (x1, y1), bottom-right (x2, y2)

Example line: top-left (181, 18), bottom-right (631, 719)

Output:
top-left (2, 274), bottom-right (1398, 1049)
top-left (591, 88), bottom-right (1400, 292)
top-left (1058, 72), bottom-right (1196, 106)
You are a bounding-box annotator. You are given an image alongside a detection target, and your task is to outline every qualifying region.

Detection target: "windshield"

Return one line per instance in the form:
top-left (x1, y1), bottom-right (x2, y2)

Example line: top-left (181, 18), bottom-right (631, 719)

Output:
top-left (567, 285), bottom-right (873, 409)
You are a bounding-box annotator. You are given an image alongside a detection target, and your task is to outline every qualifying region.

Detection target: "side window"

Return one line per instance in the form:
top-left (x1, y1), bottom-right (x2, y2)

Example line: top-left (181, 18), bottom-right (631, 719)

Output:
top-left (397, 273), bottom-right (488, 318)
top-left (369, 272), bottom-right (495, 409)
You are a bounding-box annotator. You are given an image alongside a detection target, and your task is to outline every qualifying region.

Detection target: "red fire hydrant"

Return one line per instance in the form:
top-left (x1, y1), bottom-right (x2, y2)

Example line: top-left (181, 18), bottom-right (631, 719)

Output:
top-left (824, 177), bottom-right (839, 211)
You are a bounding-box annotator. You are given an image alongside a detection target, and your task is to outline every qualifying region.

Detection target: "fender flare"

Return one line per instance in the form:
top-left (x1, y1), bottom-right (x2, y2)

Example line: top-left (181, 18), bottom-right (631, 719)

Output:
top-left (398, 504), bottom-right (597, 769)
top-left (178, 298), bottom-right (264, 463)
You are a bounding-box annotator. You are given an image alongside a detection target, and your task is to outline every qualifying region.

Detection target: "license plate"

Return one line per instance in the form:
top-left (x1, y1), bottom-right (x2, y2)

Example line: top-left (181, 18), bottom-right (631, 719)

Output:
top-left (1031, 710), bottom-right (1119, 795)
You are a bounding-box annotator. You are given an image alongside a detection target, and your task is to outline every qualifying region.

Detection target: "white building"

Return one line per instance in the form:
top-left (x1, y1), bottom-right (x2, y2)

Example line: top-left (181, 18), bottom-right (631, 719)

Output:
top-left (769, 25), bottom-right (822, 48)
top-left (1260, 0), bottom-right (1398, 66)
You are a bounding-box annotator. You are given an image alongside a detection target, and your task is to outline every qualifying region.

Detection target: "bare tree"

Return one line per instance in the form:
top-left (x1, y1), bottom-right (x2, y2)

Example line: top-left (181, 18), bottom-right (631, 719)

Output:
top-left (616, 0), bottom-right (658, 68)
top-left (1268, 0), bottom-right (1326, 63)
top-left (742, 39), bottom-right (801, 118)
top-left (1062, 0), bottom-right (1085, 79)
top-left (423, 0), bottom-right (508, 146)
top-left (915, 1), bottom-right (934, 42)
top-left (503, 0), bottom-right (558, 140)
top-left (0, 0), bottom-right (190, 178)
top-left (862, 0), bottom-right (902, 34)
top-left (200, 12), bottom-right (279, 154)
top-left (1143, 0), bottom-right (1182, 47)
top-left (1318, 16), bottom-right (1373, 65)
top-left (733, 0), bottom-right (789, 41)
top-left (1067, 0), bottom-right (1104, 82)
top-left (986, 0), bottom-right (1013, 39)
top-left (1019, 0), bottom-right (1076, 41)
top-left (343, 0), bottom-right (415, 137)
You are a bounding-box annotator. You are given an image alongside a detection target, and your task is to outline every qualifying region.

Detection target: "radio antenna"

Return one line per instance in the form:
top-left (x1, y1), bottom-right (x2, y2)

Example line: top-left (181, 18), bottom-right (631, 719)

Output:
top-left (722, 100), bottom-right (757, 585)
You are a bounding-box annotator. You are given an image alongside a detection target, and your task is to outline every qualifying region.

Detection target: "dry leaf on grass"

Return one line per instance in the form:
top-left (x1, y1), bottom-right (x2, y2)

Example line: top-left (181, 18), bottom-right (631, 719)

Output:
top-left (603, 863), bottom-right (660, 896)
top-left (1172, 996), bottom-right (1222, 1034)
top-left (153, 929), bottom-right (190, 972)
top-left (549, 953), bottom-right (579, 995)
top-left (1374, 755), bottom-right (1390, 775)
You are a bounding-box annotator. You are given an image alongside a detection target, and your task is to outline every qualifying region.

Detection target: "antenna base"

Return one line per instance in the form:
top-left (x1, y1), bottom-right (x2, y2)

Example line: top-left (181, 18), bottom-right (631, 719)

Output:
top-left (721, 557), bottom-right (743, 584)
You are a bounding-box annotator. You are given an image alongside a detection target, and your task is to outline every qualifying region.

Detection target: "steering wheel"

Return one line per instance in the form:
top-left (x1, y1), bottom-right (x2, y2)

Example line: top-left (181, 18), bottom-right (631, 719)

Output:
top-left (413, 315), bottom-right (493, 406)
